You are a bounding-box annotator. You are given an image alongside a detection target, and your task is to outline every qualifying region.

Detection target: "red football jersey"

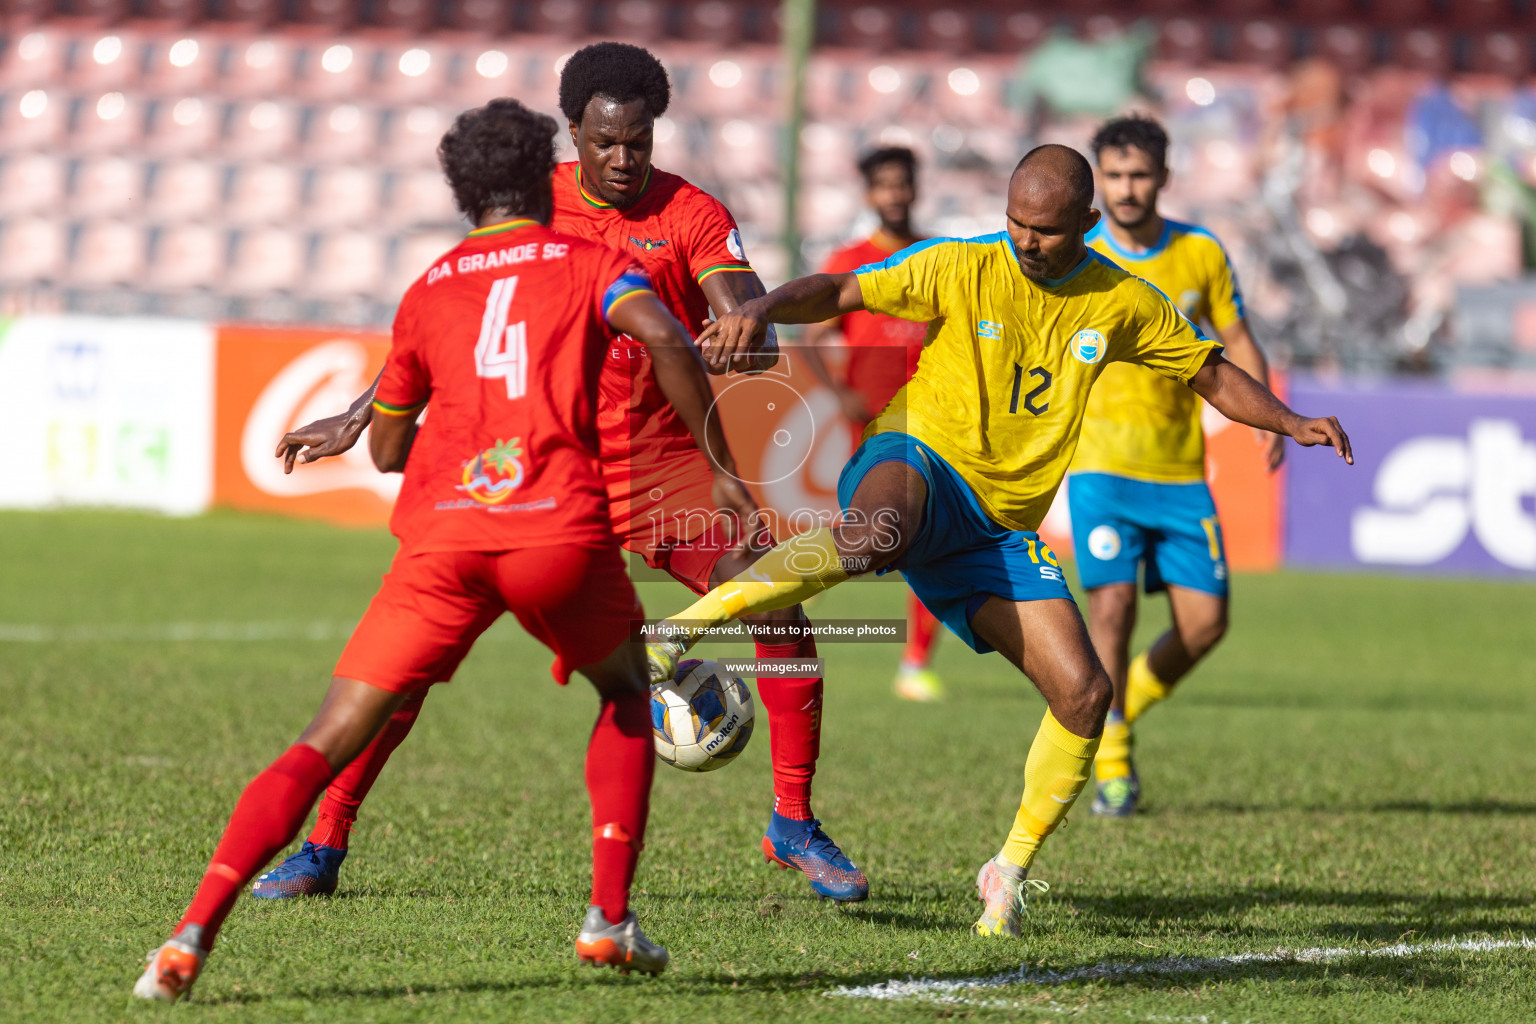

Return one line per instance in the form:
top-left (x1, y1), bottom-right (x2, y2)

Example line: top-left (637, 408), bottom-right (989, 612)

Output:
top-left (550, 162), bottom-right (753, 546)
top-left (374, 219), bottom-right (653, 555)
top-left (820, 232), bottom-right (930, 421)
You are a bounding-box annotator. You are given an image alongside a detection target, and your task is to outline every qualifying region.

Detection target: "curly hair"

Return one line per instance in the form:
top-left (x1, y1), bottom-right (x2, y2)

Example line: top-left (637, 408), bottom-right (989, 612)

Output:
top-left (438, 98), bottom-right (558, 224)
top-left (558, 41), bottom-right (671, 123)
top-left (857, 146), bottom-right (917, 185)
top-left (1090, 114), bottom-right (1169, 169)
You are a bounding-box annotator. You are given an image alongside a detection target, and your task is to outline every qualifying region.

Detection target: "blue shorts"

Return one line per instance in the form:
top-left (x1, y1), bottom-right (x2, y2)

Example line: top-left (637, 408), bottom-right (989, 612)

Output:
top-left (836, 432), bottom-right (1074, 654)
top-left (1066, 472), bottom-right (1229, 597)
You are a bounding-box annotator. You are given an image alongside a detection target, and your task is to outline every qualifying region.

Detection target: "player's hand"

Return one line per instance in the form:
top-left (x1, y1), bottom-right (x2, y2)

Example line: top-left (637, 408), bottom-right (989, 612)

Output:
top-left (275, 410), bottom-right (368, 473)
top-left (697, 302), bottom-right (769, 374)
top-left (1255, 427), bottom-right (1286, 472)
top-left (712, 471), bottom-right (760, 551)
top-left (1287, 415), bottom-right (1352, 465)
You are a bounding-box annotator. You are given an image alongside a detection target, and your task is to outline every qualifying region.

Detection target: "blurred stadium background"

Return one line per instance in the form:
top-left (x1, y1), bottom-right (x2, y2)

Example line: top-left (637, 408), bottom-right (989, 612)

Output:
top-left (0, 0), bottom-right (1533, 581)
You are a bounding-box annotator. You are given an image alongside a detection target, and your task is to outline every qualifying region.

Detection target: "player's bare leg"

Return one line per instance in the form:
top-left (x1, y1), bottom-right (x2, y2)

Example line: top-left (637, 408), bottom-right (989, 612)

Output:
top-left (967, 597), bottom-right (1111, 936)
top-left (135, 678), bottom-right (406, 1001)
top-left (572, 637), bottom-right (668, 975)
top-left (1143, 585), bottom-right (1228, 694)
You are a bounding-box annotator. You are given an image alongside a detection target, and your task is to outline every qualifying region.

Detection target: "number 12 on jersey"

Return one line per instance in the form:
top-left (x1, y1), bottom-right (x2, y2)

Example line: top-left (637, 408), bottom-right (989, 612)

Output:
top-left (476, 275), bottom-right (528, 399)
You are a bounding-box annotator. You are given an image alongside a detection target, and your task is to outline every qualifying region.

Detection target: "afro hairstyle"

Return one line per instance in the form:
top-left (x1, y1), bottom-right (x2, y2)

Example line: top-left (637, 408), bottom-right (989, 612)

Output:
top-left (438, 98), bottom-right (558, 224)
top-left (558, 41), bottom-right (671, 124)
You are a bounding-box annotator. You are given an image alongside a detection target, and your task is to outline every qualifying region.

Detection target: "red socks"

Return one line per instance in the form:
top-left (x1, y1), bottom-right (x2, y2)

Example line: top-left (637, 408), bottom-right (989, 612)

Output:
top-left (308, 692), bottom-right (426, 849)
top-left (179, 743), bottom-right (334, 947)
top-left (754, 633), bottom-right (822, 821)
top-left (902, 591), bottom-right (941, 668)
top-left (586, 691), bottom-right (654, 926)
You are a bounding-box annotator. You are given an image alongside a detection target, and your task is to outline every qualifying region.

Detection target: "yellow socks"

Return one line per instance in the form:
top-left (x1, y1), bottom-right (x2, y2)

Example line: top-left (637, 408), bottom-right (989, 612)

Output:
top-left (669, 527), bottom-right (851, 639)
top-left (1094, 712), bottom-right (1132, 781)
top-left (998, 710), bottom-right (1099, 872)
top-left (1124, 652), bottom-right (1173, 725)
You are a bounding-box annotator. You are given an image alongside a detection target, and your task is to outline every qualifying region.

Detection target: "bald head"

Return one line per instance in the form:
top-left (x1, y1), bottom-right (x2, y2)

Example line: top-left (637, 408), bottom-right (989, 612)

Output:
top-left (1011, 144), bottom-right (1095, 212)
top-left (1004, 144), bottom-right (1101, 283)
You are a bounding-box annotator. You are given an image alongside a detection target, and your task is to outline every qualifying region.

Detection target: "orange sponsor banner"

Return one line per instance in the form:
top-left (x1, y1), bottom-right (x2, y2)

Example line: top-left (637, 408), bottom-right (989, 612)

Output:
top-left (213, 325), bottom-right (397, 527)
top-left (1201, 369), bottom-right (1285, 571)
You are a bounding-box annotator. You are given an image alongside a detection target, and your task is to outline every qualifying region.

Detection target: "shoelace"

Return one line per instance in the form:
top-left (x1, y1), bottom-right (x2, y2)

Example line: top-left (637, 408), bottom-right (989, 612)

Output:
top-left (788, 818), bottom-right (851, 865)
top-left (1002, 877), bottom-right (1050, 916)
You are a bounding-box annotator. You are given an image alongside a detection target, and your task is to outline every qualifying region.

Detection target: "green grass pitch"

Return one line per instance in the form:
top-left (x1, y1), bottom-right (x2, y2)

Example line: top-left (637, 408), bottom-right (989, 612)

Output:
top-left (3, 509), bottom-right (1535, 1023)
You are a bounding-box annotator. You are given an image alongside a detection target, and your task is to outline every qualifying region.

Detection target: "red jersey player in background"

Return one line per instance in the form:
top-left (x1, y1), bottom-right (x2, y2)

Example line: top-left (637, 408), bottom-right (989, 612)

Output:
top-left (800, 147), bottom-right (946, 705)
top-left (273, 44), bottom-right (868, 904)
top-left (133, 99), bottom-right (703, 1002)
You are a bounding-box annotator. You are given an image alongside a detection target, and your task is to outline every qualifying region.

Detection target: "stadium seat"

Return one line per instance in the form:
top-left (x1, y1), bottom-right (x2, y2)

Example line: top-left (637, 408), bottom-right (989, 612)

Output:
top-left (141, 0), bottom-right (205, 22)
top-left (71, 220), bottom-right (146, 287)
top-left (292, 0), bottom-right (359, 29)
top-left (525, 0), bottom-right (591, 37)
top-left (307, 166), bottom-right (382, 227)
top-left (1231, 20), bottom-right (1295, 68)
top-left (147, 160), bottom-right (221, 223)
top-left (385, 167), bottom-right (461, 228)
top-left (227, 163), bottom-right (301, 225)
top-left (222, 37), bottom-right (301, 97)
top-left (2, 88), bottom-right (68, 152)
top-left (606, 0), bottom-right (668, 43)
top-left (226, 226), bottom-right (304, 294)
top-left (1468, 32), bottom-right (1532, 78)
top-left (821, 3), bottom-right (901, 52)
top-left (303, 103), bottom-right (378, 163)
top-left (1387, 29), bottom-right (1454, 77)
top-left (1362, 0), bottom-right (1436, 27)
top-left (1441, 0), bottom-right (1516, 30)
top-left (391, 229), bottom-right (461, 295)
top-left (147, 223), bottom-right (225, 292)
top-left (0, 154), bottom-right (65, 216)
top-left (1157, 19), bottom-right (1215, 64)
top-left (443, 0), bottom-right (512, 34)
top-left (455, 44), bottom-right (518, 106)
top-left (678, 1), bottom-right (749, 45)
top-left (297, 40), bottom-right (373, 102)
top-left (1287, 0), bottom-right (1357, 24)
top-left (142, 33), bottom-right (219, 94)
top-left (1312, 24), bottom-right (1375, 74)
top-left (211, 0), bottom-right (285, 24)
top-left (69, 157), bottom-right (142, 220)
top-left (381, 105), bottom-right (452, 168)
top-left (144, 96), bottom-right (220, 157)
top-left (304, 230), bottom-right (386, 298)
top-left (1, 29), bottom-right (69, 89)
top-left (799, 120), bottom-right (859, 184)
top-left (378, 44), bottom-right (454, 104)
top-left (0, 217), bottom-right (66, 282)
top-left (918, 9), bottom-right (976, 55)
top-left (71, 91), bottom-right (146, 154)
top-left (67, 0), bottom-right (133, 25)
top-left (224, 100), bottom-right (301, 159)
top-left (371, 0), bottom-right (438, 32)
top-left (65, 32), bottom-right (143, 93)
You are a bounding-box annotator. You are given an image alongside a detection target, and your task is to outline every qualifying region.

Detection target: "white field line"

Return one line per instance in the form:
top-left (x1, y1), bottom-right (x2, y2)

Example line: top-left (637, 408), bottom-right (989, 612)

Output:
top-left (829, 936), bottom-right (1536, 1003)
top-left (0, 621), bottom-right (355, 642)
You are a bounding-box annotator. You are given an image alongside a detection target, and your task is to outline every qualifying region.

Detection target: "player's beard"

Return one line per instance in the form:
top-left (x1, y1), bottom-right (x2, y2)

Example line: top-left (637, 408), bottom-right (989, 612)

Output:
top-left (1109, 202), bottom-right (1154, 231)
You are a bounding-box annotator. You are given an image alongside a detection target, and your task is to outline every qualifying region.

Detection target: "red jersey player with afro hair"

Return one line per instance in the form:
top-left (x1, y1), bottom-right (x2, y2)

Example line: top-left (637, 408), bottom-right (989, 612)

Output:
top-left (272, 43), bottom-right (868, 905)
top-left (133, 97), bottom-right (709, 1001)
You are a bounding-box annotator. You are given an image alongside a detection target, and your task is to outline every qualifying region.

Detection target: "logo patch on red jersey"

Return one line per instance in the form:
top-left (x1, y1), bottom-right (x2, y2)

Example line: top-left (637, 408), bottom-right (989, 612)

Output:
top-left (457, 438), bottom-right (526, 504)
top-left (628, 236), bottom-right (670, 252)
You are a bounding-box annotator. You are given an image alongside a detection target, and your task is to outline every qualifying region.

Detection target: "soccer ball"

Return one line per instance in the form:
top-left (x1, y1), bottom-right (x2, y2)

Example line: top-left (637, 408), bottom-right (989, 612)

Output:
top-left (650, 659), bottom-right (755, 772)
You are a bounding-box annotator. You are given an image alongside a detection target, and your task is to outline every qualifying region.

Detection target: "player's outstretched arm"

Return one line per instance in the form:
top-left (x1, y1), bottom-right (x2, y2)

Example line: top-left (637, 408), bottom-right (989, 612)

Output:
top-left (608, 291), bottom-right (760, 532)
top-left (697, 272), bottom-right (865, 373)
top-left (274, 371), bottom-right (381, 473)
top-left (1189, 351), bottom-right (1352, 464)
top-left (699, 269), bottom-right (780, 375)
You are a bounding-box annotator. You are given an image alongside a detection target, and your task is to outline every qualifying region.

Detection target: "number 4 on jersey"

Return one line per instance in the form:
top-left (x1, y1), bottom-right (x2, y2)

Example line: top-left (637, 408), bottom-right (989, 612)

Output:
top-left (476, 275), bottom-right (528, 399)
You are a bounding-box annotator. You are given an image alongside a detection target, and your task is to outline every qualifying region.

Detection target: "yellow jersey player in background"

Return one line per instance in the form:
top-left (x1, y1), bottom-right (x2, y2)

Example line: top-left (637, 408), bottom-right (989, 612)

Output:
top-left (1071, 115), bottom-right (1285, 819)
top-left (647, 145), bottom-right (1352, 938)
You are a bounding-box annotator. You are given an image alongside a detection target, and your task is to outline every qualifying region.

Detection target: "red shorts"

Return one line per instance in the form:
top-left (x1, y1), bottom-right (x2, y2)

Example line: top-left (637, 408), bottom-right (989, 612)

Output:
top-left (335, 544), bottom-right (643, 692)
top-left (650, 517), bottom-right (777, 596)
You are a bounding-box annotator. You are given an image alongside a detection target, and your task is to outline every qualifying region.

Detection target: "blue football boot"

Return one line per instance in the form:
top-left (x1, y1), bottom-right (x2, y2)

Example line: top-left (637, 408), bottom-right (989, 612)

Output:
top-left (250, 841), bottom-right (346, 899)
top-left (762, 812), bottom-right (869, 902)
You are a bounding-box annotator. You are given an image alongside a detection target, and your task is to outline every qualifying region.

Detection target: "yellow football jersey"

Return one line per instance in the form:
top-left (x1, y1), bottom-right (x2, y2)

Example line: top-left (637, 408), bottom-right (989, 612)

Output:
top-left (854, 233), bottom-right (1220, 534)
top-left (1074, 218), bottom-right (1246, 482)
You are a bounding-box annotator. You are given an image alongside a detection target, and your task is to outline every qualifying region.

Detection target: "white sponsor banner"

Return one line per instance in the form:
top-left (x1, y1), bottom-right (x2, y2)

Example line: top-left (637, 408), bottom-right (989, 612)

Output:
top-left (0, 316), bottom-right (215, 515)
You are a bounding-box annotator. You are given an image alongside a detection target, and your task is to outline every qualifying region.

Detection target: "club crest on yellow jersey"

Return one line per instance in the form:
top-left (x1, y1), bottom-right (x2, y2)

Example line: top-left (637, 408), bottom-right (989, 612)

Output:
top-left (1071, 329), bottom-right (1107, 364)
